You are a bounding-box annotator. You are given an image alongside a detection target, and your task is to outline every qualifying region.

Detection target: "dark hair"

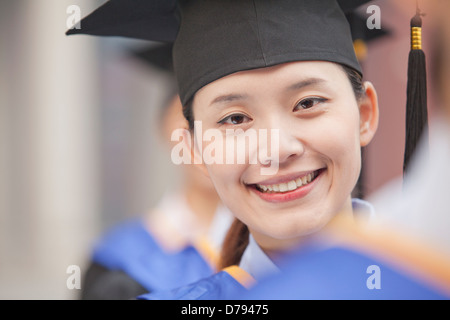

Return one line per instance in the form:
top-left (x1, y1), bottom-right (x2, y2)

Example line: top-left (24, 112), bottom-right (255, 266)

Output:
top-left (342, 64), bottom-right (366, 101)
top-left (219, 218), bottom-right (249, 269)
top-left (182, 96), bottom-right (195, 130)
top-left (183, 64), bottom-right (366, 268)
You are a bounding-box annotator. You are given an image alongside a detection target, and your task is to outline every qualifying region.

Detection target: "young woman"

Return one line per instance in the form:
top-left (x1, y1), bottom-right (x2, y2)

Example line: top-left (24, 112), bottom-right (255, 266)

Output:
top-left (69, 0), bottom-right (380, 299)
top-left (237, 4), bottom-right (450, 299)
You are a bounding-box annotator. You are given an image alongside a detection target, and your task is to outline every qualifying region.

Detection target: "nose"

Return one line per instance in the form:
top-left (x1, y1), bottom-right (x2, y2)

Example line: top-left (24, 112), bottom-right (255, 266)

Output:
top-left (258, 119), bottom-right (305, 168)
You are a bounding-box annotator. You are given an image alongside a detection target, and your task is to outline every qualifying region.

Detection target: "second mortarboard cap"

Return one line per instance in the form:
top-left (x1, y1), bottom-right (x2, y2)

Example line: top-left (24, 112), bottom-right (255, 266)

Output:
top-left (347, 11), bottom-right (390, 62)
top-left (132, 43), bottom-right (174, 75)
top-left (67, 0), bottom-right (372, 106)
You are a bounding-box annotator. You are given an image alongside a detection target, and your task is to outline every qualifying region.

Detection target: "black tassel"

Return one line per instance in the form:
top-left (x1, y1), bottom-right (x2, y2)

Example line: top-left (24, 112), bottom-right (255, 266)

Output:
top-left (403, 5), bottom-right (428, 175)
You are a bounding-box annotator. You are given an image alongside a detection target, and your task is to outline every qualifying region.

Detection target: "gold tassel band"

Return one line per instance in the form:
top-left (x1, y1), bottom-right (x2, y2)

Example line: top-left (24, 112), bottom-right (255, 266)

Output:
top-left (353, 39), bottom-right (368, 62)
top-left (411, 27), bottom-right (422, 50)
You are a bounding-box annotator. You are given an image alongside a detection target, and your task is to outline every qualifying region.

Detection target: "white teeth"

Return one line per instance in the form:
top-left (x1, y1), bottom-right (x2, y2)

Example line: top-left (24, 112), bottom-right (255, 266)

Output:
top-left (301, 176), bottom-right (308, 185)
top-left (287, 180), bottom-right (297, 191)
top-left (257, 171), bottom-right (318, 193)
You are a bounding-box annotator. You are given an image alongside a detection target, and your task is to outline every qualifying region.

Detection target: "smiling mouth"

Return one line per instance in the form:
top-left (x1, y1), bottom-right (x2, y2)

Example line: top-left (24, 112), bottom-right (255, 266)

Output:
top-left (252, 169), bottom-right (324, 194)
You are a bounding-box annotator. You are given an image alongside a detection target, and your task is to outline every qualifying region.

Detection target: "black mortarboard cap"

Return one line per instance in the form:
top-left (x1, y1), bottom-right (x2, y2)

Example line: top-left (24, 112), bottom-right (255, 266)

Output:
top-left (130, 43), bottom-right (178, 116)
top-left (128, 43), bottom-right (179, 122)
top-left (67, 0), bottom-right (371, 105)
top-left (132, 43), bottom-right (174, 74)
top-left (347, 12), bottom-right (390, 62)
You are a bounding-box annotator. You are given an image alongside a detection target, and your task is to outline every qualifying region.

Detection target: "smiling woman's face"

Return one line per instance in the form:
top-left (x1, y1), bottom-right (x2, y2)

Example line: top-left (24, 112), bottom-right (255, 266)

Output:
top-left (191, 61), bottom-right (378, 251)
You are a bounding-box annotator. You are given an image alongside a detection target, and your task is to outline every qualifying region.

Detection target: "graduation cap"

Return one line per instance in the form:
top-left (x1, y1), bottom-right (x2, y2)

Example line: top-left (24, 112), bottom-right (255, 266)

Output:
top-left (132, 43), bottom-right (174, 75)
top-left (67, 0), bottom-right (425, 177)
top-left (67, 0), bottom-right (372, 106)
top-left (129, 43), bottom-right (179, 122)
top-left (347, 12), bottom-right (390, 62)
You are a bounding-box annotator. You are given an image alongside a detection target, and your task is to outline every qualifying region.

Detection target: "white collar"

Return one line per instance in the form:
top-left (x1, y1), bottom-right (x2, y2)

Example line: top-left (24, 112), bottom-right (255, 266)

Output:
top-left (239, 234), bottom-right (280, 281)
top-left (352, 198), bottom-right (376, 222)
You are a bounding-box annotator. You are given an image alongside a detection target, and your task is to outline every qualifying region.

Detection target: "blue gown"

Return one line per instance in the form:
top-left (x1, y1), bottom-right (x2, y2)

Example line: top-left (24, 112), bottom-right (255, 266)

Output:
top-left (81, 194), bottom-right (232, 300)
top-left (240, 248), bottom-right (450, 300)
top-left (238, 219), bottom-right (450, 300)
top-left (136, 265), bottom-right (254, 300)
top-left (85, 218), bottom-right (215, 292)
top-left (136, 199), bottom-right (450, 300)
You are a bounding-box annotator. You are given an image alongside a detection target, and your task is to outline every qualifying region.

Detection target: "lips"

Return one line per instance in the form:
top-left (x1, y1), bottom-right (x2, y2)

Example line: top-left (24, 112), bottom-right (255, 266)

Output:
top-left (255, 170), bottom-right (321, 193)
top-left (247, 168), bottom-right (325, 202)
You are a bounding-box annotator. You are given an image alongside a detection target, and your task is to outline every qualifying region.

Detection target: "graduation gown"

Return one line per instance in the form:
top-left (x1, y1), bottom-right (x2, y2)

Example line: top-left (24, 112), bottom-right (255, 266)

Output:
top-left (81, 193), bottom-right (232, 300)
top-left (239, 217), bottom-right (450, 300)
top-left (137, 199), bottom-right (385, 300)
top-left (81, 219), bottom-right (216, 299)
top-left (136, 266), bottom-right (255, 300)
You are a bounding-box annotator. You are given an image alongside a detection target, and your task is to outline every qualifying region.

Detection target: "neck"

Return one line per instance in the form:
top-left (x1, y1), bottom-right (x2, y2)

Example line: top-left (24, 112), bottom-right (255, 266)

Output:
top-left (253, 197), bottom-right (355, 262)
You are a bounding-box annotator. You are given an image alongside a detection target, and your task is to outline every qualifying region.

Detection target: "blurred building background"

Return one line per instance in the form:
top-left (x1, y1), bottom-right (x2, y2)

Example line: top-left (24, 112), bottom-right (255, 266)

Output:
top-left (0, 0), bottom-right (436, 299)
top-left (0, 0), bottom-right (180, 299)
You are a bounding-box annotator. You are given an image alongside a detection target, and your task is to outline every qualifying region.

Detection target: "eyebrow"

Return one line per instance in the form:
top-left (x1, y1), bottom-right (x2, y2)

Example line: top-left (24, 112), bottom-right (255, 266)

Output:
top-left (210, 93), bottom-right (249, 107)
top-left (286, 77), bottom-right (328, 91)
top-left (209, 77), bottom-right (328, 107)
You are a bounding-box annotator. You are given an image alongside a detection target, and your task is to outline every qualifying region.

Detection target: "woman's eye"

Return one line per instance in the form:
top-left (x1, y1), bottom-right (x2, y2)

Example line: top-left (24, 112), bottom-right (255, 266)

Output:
top-left (218, 114), bottom-right (251, 125)
top-left (294, 97), bottom-right (327, 110)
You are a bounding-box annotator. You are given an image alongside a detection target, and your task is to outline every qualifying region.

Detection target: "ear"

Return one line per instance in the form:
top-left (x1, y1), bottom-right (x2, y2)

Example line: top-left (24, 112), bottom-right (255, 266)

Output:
top-left (182, 126), bottom-right (211, 178)
top-left (359, 81), bottom-right (379, 147)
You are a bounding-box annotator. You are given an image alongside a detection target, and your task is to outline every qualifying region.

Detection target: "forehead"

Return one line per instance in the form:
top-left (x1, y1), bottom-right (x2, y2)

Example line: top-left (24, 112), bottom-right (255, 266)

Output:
top-left (195, 61), bottom-right (348, 99)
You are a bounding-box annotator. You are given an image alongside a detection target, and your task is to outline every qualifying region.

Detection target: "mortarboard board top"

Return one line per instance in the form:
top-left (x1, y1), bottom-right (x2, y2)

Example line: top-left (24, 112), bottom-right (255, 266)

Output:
top-left (131, 43), bottom-right (174, 74)
top-left (67, 0), bottom-right (376, 105)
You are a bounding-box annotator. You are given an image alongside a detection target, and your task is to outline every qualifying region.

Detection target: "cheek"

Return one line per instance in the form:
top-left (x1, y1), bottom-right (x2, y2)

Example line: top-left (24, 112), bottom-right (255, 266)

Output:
top-left (315, 111), bottom-right (362, 184)
top-left (205, 162), bottom-right (256, 225)
top-left (204, 162), bottom-right (245, 202)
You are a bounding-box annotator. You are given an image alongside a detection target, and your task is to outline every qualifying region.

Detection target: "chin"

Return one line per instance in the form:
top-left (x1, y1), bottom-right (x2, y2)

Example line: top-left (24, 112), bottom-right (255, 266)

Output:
top-left (270, 208), bottom-right (333, 240)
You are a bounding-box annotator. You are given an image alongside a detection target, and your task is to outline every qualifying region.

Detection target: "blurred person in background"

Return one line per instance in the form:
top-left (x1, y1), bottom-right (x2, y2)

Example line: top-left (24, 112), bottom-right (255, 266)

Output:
top-left (80, 44), bottom-right (233, 300)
